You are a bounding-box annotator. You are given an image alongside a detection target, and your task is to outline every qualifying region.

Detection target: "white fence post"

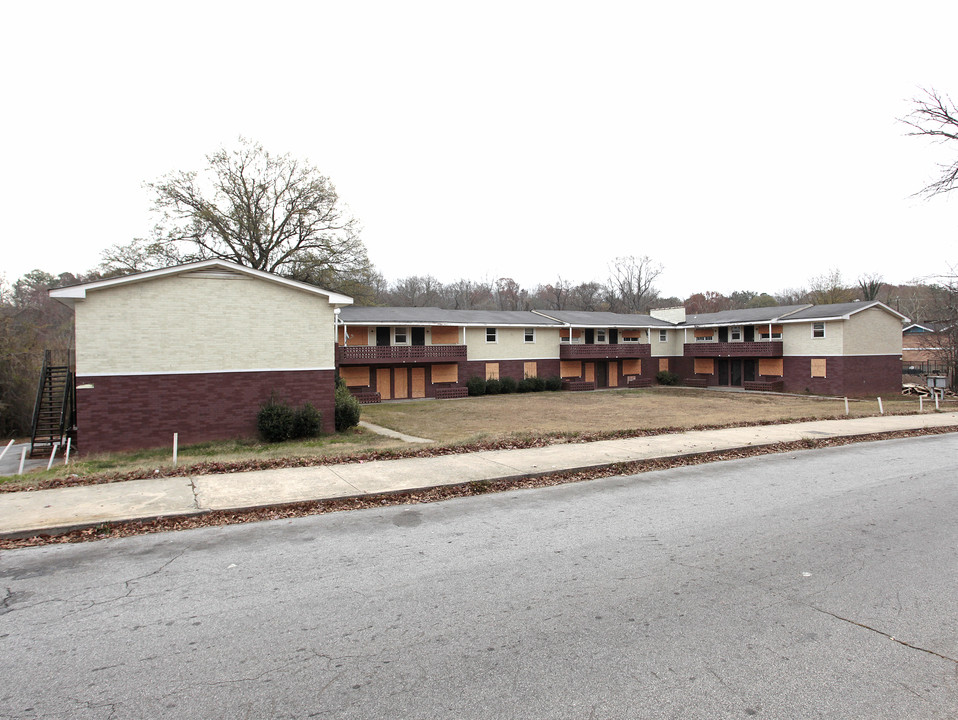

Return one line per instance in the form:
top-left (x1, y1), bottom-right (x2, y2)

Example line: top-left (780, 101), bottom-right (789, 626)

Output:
top-left (18, 447), bottom-right (27, 475)
top-left (877, 397), bottom-right (883, 415)
top-left (173, 433), bottom-right (178, 468)
top-left (0, 439), bottom-right (14, 462)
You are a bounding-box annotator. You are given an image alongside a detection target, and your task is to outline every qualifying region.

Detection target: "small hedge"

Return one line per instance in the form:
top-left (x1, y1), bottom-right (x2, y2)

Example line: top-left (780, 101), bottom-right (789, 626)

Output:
top-left (499, 376), bottom-right (517, 394)
top-left (485, 378), bottom-right (502, 395)
top-left (656, 370), bottom-right (679, 386)
top-left (258, 397), bottom-right (323, 442)
top-left (467, 376), bottom-right (487, 396)
top-left (334, 377), bottom-right (361, 431)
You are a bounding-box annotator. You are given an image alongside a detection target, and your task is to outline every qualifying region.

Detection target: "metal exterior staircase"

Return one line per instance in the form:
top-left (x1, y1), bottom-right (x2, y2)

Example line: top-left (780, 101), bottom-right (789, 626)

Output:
top-left (30, 350), bottom-right (75, 458)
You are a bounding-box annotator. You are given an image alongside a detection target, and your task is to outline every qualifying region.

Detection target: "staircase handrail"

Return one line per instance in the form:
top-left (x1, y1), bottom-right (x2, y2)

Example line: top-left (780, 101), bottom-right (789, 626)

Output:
top-left (30, 350), bottom-right (51, 455)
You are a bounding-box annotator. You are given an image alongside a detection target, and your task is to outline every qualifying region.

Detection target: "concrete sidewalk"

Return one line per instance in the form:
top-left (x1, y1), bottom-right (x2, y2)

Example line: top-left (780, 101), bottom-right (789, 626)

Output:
top-left (2, 412), bottom-right (957, 538)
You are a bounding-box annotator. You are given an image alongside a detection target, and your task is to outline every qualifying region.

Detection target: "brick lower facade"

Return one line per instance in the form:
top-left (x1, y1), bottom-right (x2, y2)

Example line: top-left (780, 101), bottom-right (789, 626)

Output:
top-left (76, 369), bottom-right (336, 454)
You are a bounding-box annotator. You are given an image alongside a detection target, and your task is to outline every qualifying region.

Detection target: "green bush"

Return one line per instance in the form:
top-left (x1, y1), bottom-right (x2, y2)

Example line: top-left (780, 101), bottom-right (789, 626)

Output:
top-left (545, 376), bottom-right (563, 391)
top-left (529, 376), bottom-right (546, 392)
top-left (257, 398), bottom-right (296, 442)
top-left (656, 370), bottom-right (679, 386)
top-left (292, 402), bottom-right (322, 438)
top-left (517, 377), bottom-right (534, 393)
top-left (499, 376), bottom-right (517, 394)
top-left (467, 376), bottom-right (487, 396)
top-left (334, 380), bottom-right (361, 431)
top-left (485, 378), bottom-right (502, 395)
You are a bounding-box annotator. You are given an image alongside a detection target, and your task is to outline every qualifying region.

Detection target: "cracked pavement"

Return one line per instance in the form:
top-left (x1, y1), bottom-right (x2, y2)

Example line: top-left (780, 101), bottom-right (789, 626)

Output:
top-left (0, 434), bottom-right (956, 718)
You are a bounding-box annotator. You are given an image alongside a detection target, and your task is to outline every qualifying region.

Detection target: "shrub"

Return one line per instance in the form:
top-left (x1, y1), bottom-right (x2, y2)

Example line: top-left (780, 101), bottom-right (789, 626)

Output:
top-left (485, 378), bottom-right (502, 395)
top-left (292, 403), bottom-right (322, 438)
top-left (499, 376), bottom-right (517, 394)
top-left (529, 376), bottom-right (546, 392)
top-left (257, 397), bottom-right (295, 442)
top-left (517, 378), bottom-right (534, 393)
top-left (545, 375), bottom-right (563, 391)
top-left (656, 370), bottom-right (679, 386)
top-left (467, 376), bottom-right (487, 396)
top-left (334, 381), bottom-right (361, 431)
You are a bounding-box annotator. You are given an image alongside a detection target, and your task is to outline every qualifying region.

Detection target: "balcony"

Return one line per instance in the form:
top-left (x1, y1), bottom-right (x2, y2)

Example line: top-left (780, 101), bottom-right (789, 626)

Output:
top-left (683, 341), bottom-right (783, 358)
top-left (559, 343), bottom-right (651, 360)
top-left (337, 344), bottom-right (468, 365)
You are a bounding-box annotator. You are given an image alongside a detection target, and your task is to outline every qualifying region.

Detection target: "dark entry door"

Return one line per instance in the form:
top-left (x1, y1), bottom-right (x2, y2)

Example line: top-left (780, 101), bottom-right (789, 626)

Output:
top-left (744, 326), bottom-right (755, 342)
top-left (730, 359), bottom-right (743, 386)
top-left (376, 327), bottom-right (391, 346)
top-left (718, 327), bottom-right (728, 342)
top-left (717, 358), bottom-right (729, 386)
top-left (744, 359), bottom-right (756, 382)
top-left (609, 329), bottom-right (619, 344)
top-left (411, 327), bottom-right (425, 346)
top-left (594, 361), bottom-right (608, 388)
top-left (585, 329), bottom-right (595, 344)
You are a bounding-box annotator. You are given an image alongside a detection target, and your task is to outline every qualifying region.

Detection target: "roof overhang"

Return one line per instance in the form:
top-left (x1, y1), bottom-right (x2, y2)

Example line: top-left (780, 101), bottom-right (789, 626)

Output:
top-left (49, 259), bottom-right (354, 307)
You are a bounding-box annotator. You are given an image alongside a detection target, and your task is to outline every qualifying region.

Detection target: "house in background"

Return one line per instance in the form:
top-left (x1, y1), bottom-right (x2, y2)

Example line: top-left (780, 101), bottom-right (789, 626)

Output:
top-left (902, 322), bottom-right (954, 381)
top-left (50, 260), bottom-right (351, 453)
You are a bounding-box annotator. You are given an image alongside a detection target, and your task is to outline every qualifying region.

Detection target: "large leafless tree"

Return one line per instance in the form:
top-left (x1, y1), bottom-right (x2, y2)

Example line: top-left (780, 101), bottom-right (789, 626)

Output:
top-left (901, 88), bottom-right (958, 197)
top-left (103, 139), bottom-right (372, 291)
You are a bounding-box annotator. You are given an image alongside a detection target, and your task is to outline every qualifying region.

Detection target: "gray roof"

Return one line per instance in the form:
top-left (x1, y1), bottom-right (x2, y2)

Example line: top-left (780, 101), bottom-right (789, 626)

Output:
top-left (533, 310), bottom-right (673, 327)
top-left (682, 304), bottom-right (810, 327)
top-left (339, 307), bottom-right (562, 326)
top-left (781, 301), bottom-right (907, 322)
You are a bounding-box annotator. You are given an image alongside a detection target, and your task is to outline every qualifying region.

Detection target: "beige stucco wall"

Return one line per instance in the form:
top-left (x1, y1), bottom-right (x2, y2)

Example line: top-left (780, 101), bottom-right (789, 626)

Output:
top-left (783, 321), bottom-right (843, 356)
top-left (464, 326), bottom-right (561, 360)
top-left (651, 327), bottom-right (684, 357)
top-left (843, 308), bottom-right (904, 356)
top-left (75, 272), bottom-right (337, 375)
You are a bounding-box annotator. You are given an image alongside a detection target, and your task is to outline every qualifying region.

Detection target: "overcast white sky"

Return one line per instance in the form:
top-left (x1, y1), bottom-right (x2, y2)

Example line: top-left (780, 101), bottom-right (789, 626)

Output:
top-left (2, 1), bottom-right (957, 299)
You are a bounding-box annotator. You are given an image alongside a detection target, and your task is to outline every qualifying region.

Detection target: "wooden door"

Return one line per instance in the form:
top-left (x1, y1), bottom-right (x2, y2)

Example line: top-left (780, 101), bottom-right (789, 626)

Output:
top-left (377, 368), bottom-right (392, 400)
top-left (584, 362), bottom-right (595, 383)
top-left (411, 368), bottom-right (425, 398)
top-left (394, 368), bottom-right (408, 399)
top-left (608, 361), bottom-right (618, 388)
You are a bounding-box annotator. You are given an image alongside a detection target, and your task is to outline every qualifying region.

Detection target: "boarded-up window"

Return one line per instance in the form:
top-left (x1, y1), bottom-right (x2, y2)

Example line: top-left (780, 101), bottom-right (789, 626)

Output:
top-left (432, 363), bottom-right (459, 383)
top-left (623, 359), bottom-right (642, 375)
top-left (759, 358), bottom-right (784, 376)
top-left (694, 329), bottom-right (714, 339)
top-left (485, 363), bottom-right (499, 380)
top-left (621, 330), bottom-right (642, 340)
top-left (431, 326), bottom-right (459, 345)
top-left (694, 358), bottom-right (714, 375)
top-left (524, 361), bottom-right (537, 378)
top-left (658, 358), bottom-right (669, 372)
top-left (759, 324), bottom-right (783, 340)
top-left (560, 360), bottom-right (581, 378)
top-left (811, 358), bottom-right (827, 378)
top-left (560, 328), bottom-right (582, 341)
top-left (338, 326), bottom-right (368, 346)
top-left (340, 366), bottom-right (370, 387)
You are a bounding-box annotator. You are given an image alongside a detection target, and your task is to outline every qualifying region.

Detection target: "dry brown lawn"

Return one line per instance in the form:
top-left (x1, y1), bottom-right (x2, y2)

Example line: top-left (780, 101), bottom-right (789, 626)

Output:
top-left (361, 387), bottom-right (922, 444)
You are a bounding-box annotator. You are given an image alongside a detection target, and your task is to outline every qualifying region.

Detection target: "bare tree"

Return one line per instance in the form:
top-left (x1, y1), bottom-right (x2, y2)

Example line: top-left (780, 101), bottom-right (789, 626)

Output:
top-left (606, 255), bottom-right (663, 313)
top-left (106, 138), bottom-right (373, 290)
top-left (901, 88), bottom-right (958, 197)
top-left (535, 278), bottom-right (572, 310)
top-left (808, 269), bottom-right (855, 305)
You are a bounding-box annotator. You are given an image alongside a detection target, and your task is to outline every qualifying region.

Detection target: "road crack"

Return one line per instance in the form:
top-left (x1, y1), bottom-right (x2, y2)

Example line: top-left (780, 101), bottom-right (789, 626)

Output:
top-left (811, 606), bottom-right (958, 664)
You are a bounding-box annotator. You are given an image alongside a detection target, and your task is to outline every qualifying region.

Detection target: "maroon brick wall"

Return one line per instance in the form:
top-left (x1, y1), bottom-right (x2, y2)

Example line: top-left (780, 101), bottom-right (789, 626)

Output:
top-left (783, 356), bottom-right (901, 397)
top-left (76, 369), bottom-right (336, 454)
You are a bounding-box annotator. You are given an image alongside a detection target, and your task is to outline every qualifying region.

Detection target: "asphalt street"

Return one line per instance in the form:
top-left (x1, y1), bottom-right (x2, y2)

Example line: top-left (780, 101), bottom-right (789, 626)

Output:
top-left (1, 434), bottom-right (956, 719)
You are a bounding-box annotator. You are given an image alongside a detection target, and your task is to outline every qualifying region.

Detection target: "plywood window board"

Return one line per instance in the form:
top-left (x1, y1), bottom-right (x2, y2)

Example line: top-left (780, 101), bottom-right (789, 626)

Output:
top-left (759, 358), bottom-right (784, 376)
top-left (431, 326), bottom-right (459, 345)
top-left (524, 361), bottom-right (537, 378)
top-left (694, 358), bottom-right (714, 374)
top-left (560, 361), bottom-right (581, 378)
top-left (623, 359), bottom-right (642, 375)
top-left (811, 358), bottom-right (827, 378)
top-left (432, 363), bottom-right (459, 383)
top-left (485, 363), bottom-right (499, 380)
top-left (340, 366), bottom-right (370, 387)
